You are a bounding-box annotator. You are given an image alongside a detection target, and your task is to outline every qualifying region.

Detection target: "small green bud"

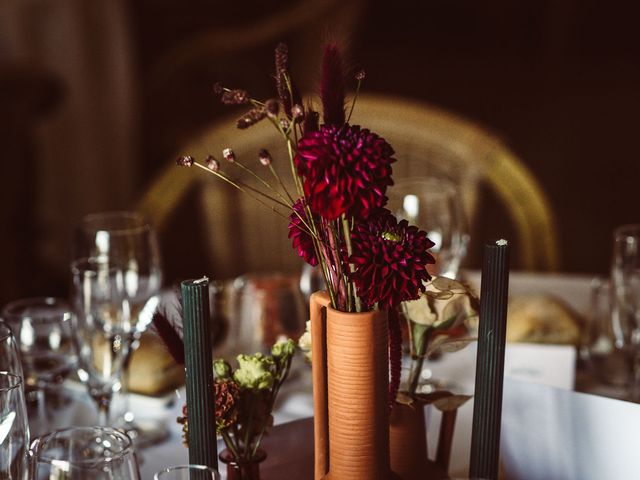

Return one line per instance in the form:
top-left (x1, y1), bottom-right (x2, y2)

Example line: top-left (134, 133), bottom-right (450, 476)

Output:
top-left (213, 359), bottom-right (232, 379)
top-left (271, 338), bottom-right (296, 358)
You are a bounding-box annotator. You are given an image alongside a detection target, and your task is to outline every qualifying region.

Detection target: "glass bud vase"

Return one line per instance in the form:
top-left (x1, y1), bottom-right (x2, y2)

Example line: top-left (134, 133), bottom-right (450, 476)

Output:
top-left (219, 449), bottom-right (266, 480)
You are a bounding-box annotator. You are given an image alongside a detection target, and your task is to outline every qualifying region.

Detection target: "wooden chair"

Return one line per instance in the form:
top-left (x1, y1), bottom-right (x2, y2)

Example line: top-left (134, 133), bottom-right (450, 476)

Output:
top-left (136, 94), bottom-right (559, 279)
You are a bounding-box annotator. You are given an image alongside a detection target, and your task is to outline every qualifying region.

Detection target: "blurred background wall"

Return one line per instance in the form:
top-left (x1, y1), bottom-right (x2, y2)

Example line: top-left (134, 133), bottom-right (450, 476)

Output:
top-left (0, 0), bottom-right (638, 303)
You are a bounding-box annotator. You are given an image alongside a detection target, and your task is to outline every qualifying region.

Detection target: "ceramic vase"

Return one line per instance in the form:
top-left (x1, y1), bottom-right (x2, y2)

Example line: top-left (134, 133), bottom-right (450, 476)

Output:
top-left (310, 291), bottom-right (391, 480)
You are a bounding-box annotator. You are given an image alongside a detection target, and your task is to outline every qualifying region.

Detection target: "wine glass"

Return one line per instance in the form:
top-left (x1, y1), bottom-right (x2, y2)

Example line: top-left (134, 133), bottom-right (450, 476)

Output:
top-left (0, 322), bottom-right (23, 378)
top-left (73, 211), bottom-right (162, 440)
top-left (2, 297), bottom-right (76, 435)
top-left (29, 426), bottom-right (140, 479)
top-left (154, 465), bottom-right (220, 480)
top-left (0, 372), bottom-right (30, 479)
top-left (387, 177), bottom-right (469, 279)
top-left (70, 258), bottom-right (131, 425)
top-left (611, 224), bottom-right (640, 402)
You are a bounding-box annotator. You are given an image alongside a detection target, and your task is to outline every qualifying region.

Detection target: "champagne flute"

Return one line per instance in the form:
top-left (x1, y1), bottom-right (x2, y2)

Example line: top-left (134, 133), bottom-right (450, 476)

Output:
top-left (70, 258), bottom-right (131, 425)
top-left (0, 372), bottom-right (30, 479)
top-left (154, 465), bottom-right (220, 480)
top-left (73, 211), bottom-right (162, 440)
top-left (29, 426), bottom-right (140, 479)
top-left (611, 224), bottom-right (640, 402)
top-left (2, 298), bottom-right (76, 435)
top-left (387, 177), bottom-right (469, 279)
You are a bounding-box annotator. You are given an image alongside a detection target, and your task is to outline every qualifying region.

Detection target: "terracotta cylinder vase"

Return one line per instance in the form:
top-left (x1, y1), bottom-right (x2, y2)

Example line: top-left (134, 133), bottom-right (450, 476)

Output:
top-left (310, 291), bottom-right (391, 480)
top-left (389, 403), bottom-right (428, 480)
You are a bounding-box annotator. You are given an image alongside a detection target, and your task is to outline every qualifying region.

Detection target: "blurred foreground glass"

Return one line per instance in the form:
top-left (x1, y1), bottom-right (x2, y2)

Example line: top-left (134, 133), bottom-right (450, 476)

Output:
top-left (2, 298), bottom-right (75, 390)
top-left (29, 426), bottom-right (140, 479)
top-left (611, 225), bottom-right (640, 402)
top-left (70, 258), bottom-right (131, 425)
top-left (154, 464), bottom-right (220, 480)
top-left (2, 297), bottom-right (76, 436)
top-left (583, 279), bottom-right (627, 388)
top-left (0, 322), bottom-right (23, 377)
top-left (387, 177), bottom-right (469, 279)
top-left (0, 372), bottom-right (30, 479)
top-left (73, 211), bottom-right (162, 441)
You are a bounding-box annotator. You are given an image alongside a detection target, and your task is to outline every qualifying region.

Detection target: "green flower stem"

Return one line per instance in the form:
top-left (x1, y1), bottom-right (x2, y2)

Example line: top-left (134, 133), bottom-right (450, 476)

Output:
top-left (250, 355), bottom-right (292, 458)
top-left (242, 393), bottom-right (256, 460)
top-left (409, 354), bottom-right (425, 397)
top-left (268, 163), bottom-right (295, 204)
top-left (221, 429), bottom-right (241, 460)
top-left (341, 215), bottom-right (362, 312)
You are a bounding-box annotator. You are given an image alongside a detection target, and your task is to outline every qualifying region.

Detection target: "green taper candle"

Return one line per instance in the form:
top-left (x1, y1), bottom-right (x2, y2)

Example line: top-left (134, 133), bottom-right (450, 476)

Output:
top-left (181, 277), bottom-right (217, 469)
top-left (469, 240), bottom-right (510, 480)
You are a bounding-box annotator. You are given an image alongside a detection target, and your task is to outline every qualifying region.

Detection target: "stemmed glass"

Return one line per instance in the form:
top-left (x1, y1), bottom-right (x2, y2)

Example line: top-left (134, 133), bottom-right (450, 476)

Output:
top-left (73, 212), bottom-right (162, 438)
top-left (611, 224), bottom-right (640, 402)
top-left (0, 322), bottom-right (23, 377)
top-left (154, 465), bottom-right (220, 480)
top-left (70, 258), bottom-right (131, 425)
top-left (2, 297), bottom-right (76, 435)
top-left (0, 372), bottom-right (30, 479)
top-left (29, 426), bottom-right (140, 479)
top-left (387, 177), bottom-right (469, 279)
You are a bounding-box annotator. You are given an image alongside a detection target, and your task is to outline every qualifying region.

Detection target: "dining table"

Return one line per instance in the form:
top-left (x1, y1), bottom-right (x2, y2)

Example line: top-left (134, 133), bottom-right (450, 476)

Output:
top-left (35, 269), bottom-right (627, 479)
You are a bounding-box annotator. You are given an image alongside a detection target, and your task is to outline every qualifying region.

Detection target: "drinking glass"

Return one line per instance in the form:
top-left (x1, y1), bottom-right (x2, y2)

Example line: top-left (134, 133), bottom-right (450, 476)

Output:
top-left (29, 426), bottom-right (140, 479)
top-left (583, 278), bottom-right (627, 388)
top-left (387, 177), bottom-right (469, 279)
top-left (2, 297), bottom-right (75, 390)
top-left (0, 372), bottom-right (30, 479)
top-left (611, 224), bottom-right (640, 402)
top-left (70, 258), bottom-right (131, 425)
top-left (73, 211), bottom-right (162, 439)
top-left (154, 464), bottom-right (220, 480)
top-left (0, 322), bottom-right (23, 377)
top-left (2, 298), bottom-right (76, 436)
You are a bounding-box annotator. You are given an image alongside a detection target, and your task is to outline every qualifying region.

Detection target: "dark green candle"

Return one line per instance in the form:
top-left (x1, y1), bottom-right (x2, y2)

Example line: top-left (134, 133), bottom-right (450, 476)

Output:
top-left (469, 240), bottom-right (510, 480)
top-left (181, 277), bottom-right (217, 470)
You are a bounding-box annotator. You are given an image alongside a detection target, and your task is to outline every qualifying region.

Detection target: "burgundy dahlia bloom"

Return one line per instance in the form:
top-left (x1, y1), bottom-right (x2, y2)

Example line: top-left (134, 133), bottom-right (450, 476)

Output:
top-left (294, 124), bottom-right (396, 220)
top-left (288, 199), bottom-right (318, 266)
top-left (349, 210), bottom-right (435, 309)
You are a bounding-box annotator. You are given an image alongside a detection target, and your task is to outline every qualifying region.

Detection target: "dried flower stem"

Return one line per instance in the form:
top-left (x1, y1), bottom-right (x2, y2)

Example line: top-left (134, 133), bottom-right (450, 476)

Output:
top-left (346, 75), bottom-right (364, 124)
top-left (193, 162), bottom-right (290, 218)
top-left (233, 160), bottom-right (293, 207)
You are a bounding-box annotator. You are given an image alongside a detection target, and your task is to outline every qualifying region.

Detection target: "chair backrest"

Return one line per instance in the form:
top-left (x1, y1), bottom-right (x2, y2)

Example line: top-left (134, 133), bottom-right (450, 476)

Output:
top-left (136, 94), bottom-right (559, 278)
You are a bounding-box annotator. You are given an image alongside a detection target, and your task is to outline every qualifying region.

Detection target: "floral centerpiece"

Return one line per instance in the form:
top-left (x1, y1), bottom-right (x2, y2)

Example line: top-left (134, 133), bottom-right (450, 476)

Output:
top-left (177, 42), bottom-right (435, 409)
top-left (177, 338), bottom-right (295, 476)
top-left (174, 42), bottom-right (476, 478)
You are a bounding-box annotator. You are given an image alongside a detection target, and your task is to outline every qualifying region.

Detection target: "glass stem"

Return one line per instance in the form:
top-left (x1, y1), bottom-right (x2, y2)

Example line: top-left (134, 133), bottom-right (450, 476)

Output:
top-left (94, 392), bottom-right (112, 426)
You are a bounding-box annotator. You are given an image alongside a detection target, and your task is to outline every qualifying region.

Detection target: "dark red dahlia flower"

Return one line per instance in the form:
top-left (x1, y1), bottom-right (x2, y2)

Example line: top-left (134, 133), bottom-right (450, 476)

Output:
top-left (349, 210), bottom-right (435, 309)
top-left (288, 198), bottom-right (318, 266)
top-left (294, 124), bottom-right (396, 220)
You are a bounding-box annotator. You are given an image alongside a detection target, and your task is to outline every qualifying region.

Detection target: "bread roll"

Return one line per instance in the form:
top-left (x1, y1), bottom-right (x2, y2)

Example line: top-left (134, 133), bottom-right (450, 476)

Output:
top-left (506, 295), bottom-right (582, 345)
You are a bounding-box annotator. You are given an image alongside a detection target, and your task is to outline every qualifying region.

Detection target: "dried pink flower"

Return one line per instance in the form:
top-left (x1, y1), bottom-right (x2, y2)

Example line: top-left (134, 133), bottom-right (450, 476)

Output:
top-left (221, 89), bottom-right (250, 105)
top-left (258, 149), bottom-right (272, 166)
top-left (176, 156), bottom-right (194, 167)
top-left (223, 148), bottom-right (235, 163)
top-left (205, 155), bottom-right (220, 172)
